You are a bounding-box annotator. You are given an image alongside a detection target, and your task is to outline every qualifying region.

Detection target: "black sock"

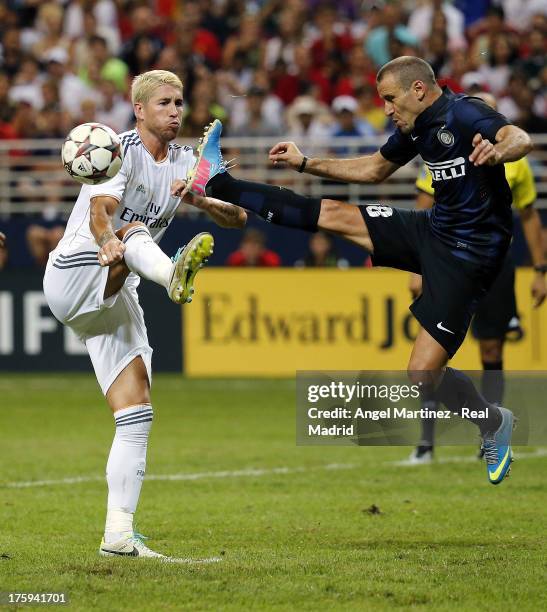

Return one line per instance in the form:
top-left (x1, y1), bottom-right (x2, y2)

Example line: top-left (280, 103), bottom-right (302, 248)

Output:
top-left (419, 400), bottom-right (437, 447)
top-left (434, 367), bottom-right (502, 434)
top-left (481, 361), bottom-right (504, 405)
top-left (207, 172), bottom-right (321, 232)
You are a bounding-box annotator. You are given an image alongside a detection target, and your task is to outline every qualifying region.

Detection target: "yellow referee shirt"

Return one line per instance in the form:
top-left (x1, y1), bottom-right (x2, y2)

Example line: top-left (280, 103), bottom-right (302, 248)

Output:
top-left (415, 158), bottom-right (537, 210)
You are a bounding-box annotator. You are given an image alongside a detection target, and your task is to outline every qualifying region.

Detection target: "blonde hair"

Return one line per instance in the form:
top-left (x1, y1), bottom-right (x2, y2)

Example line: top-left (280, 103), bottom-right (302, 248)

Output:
top-left (131, 70), bottom-right (183, 105)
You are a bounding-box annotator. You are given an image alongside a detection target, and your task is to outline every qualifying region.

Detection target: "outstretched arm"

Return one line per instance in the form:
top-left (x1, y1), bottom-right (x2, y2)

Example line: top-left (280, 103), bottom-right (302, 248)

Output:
top-left (190, 195), bottom-right (248, 228)
top-left (469, 125), bottom-right (533, 166)
top-left (172, 180), bottom-right (247, 228)
top-left (268, 142), bottom-right (400, 184)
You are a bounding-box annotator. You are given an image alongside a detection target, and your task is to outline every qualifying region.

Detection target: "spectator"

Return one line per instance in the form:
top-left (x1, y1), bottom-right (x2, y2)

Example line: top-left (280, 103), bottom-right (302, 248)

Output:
top-left (330, 95), bottom-right (376, 155)
top-left (0, 71), bottom-right (16, 124)
top-left (285, 96), bottom-right (333, 147)
top-left (40, 78), bottom-right (60, 109)
top-left (500, 0), bottom-right (547, 32)
top-left (0, 100), bottom-right (35, 139)
top-left (77, 98), bottom-right (99, 126)
top-left (518, 28), bottom-right (547, 81)
top-left (80, 35), bottom-right (128, 93)
top-left (125, 34), bottom-right (160, 76)
top-left (438, 47), bottom-right (470, 91)
top-left (355, 84), bottom-right (390, 133)
top-left (155, 45), bottom-right (184, 75)
top-left (263, 8), bottom-right (304, 73)
top-left (0, 27), bottom-right (25, 79)
top-left (408, 0), bottom-right (466, 50)
top-left (468, 5), bottom-right (519, 68)
top-left (187, 77), bottom-right (228, 125)
top-left (64, 1), bottom-right (120, 55)
top-left (223, 13), bottom-right (264, 71)
top-left (478, 33), bottom-right (519, 95)
top-left (226, 229), bottom-right (281, 267)
top-left (294, 231), bottom-right (349, 268)
top-left (181, 101), bottom-right (215, 138)
top-left (120, 5), bottom-right (164, 71)
top-left (175, 2), bottom-right (222, 69)
top-left (308, 4), bottom-right (353, 69)
top-left (334, 44), bottom-right (376, 99)
top-left (269, 57), bottom-right (301, 106)
top-left (365, 3), bottom-right (418, 68)
top-left (513, 85), bottom-right (547, 133)
top-left (35, 102), bottom-right (68, 139)
top-left (95, 79), bottom-right (133, 133)
top-left (216, 54), bottom-right (255, 111)
top-left (425, 26), bottom-right (449, 77)
top-left (498, 73), bottom-right (530, 121)
top-left (30, 2), bottom-right (70, 59)
top-left (291, 43), bottom-right (333, 104)
top-left (43, 47), bottom-right (98, 119)
top-left (228, 86), bottom-right (284, 137)
top-left (71, 9), bottom-right (121, 73)
top-left (26, 218), bottom-right (64, 268)
top-left (9, 57), bottom-right (44, 110)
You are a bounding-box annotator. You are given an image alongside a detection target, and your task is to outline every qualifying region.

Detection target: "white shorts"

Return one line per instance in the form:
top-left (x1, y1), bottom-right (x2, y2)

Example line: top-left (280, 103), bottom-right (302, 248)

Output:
top-left (43, 239), bottom-right (152, 395)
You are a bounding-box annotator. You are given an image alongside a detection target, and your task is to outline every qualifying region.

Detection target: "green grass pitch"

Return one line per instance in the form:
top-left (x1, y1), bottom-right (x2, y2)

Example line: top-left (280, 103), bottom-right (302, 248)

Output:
top-left (1, 374), bottom-right (546, 611)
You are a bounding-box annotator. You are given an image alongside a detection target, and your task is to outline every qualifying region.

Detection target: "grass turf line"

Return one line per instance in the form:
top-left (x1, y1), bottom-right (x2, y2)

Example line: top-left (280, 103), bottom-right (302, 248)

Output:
top-left (0, 374), bottom-right (546, 611)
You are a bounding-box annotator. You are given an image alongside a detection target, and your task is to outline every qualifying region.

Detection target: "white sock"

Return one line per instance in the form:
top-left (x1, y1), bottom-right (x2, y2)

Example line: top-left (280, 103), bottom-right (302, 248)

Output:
top-left (123, 226), bottom-right (172, 288)
top-left (104, 404), bottom-right (153, 543)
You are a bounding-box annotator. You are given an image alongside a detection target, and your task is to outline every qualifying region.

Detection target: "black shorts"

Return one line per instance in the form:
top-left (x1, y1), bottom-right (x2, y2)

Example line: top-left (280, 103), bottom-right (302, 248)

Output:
top-left (360, 205), bottom-right (506, 357)
top-left (471, 251), bottom-right (517, 340)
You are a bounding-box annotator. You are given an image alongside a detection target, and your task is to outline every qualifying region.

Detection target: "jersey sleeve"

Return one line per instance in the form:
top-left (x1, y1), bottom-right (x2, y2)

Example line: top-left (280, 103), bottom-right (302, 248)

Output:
top-left (379, 129), bottom-right (418, 166)
top-left (415, 164), bottom-right (434, 195)
top-left (87, 147), bottom-right (131, 202)
top-left (452, 97), bottom-right (510, 143)
top-left (508, 158), bottom-right (537, 210)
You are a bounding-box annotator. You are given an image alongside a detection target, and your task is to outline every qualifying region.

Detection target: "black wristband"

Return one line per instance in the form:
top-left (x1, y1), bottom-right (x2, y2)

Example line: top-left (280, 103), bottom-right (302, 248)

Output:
top-left (298, 156), bottom-right (308, 173)
top-left (533, 264), bottom-right (547, 274)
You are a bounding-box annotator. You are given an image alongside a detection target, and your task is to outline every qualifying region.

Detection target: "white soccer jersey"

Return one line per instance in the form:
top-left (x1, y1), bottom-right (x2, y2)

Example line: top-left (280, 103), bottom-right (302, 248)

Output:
top-left (56, 129), bottom-right (195, 254)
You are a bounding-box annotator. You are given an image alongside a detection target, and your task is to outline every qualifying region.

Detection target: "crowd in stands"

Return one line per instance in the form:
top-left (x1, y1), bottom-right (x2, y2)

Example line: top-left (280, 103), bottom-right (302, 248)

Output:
top-left (0, 0), bottom-right (546, 268)
top-left (1, 0), bottom-right (546, 141)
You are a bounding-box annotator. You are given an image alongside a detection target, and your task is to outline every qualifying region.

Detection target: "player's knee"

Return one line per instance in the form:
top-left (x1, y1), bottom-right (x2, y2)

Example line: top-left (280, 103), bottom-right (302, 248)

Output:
top-left (406, 361), bottom-right (440, 388)
top-left (318, 199), bottom-right (343, 225)
top-left (116, 221), bottom-right (148, 240)
top-left (318, 199), bottom-right (371, 249)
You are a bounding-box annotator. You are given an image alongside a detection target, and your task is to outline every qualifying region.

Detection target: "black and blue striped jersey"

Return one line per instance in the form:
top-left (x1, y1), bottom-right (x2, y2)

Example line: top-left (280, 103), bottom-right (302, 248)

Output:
top-left (380, 87), bottom-right (512, 264)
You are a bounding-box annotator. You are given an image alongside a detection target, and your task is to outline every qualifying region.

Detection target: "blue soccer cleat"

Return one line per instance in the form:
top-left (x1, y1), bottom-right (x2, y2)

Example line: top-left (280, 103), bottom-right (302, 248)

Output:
top-left (480, 406), bottom-right (515, 485)
top-left (187, 120), bottom-right (228, 197)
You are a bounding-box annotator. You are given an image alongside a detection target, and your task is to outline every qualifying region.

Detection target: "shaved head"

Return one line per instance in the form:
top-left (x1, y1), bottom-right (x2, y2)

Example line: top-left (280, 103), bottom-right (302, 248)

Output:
top-left (377, 56), bottom-right (437, 91)
top-left (376, 56), bottom-right (442, 134)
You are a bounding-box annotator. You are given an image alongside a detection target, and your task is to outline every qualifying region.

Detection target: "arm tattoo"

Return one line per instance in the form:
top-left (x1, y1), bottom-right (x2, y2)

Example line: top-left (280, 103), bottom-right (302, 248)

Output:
top-left (218, 202), bottom-right (239, 221)
top-left (207, 200), bottom-right (242, 227)
top-left (97, 230), bottom-right (116, 247)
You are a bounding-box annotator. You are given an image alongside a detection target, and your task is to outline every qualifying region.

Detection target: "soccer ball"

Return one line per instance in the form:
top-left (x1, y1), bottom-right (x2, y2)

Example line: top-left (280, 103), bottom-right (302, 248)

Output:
top-left (61, 123), bottom-right (123, 185)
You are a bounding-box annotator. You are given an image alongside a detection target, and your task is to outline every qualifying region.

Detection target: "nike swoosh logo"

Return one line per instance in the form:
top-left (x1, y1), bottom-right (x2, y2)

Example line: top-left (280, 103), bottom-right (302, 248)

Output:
top-left (101, 547), bottom-right (139, 556)
top-left (437, 322), bottom-right (455, 334)
top-left (489, 447), bottom-right (511, 481)
top-left (411, 135), bottom-right (418, 141)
